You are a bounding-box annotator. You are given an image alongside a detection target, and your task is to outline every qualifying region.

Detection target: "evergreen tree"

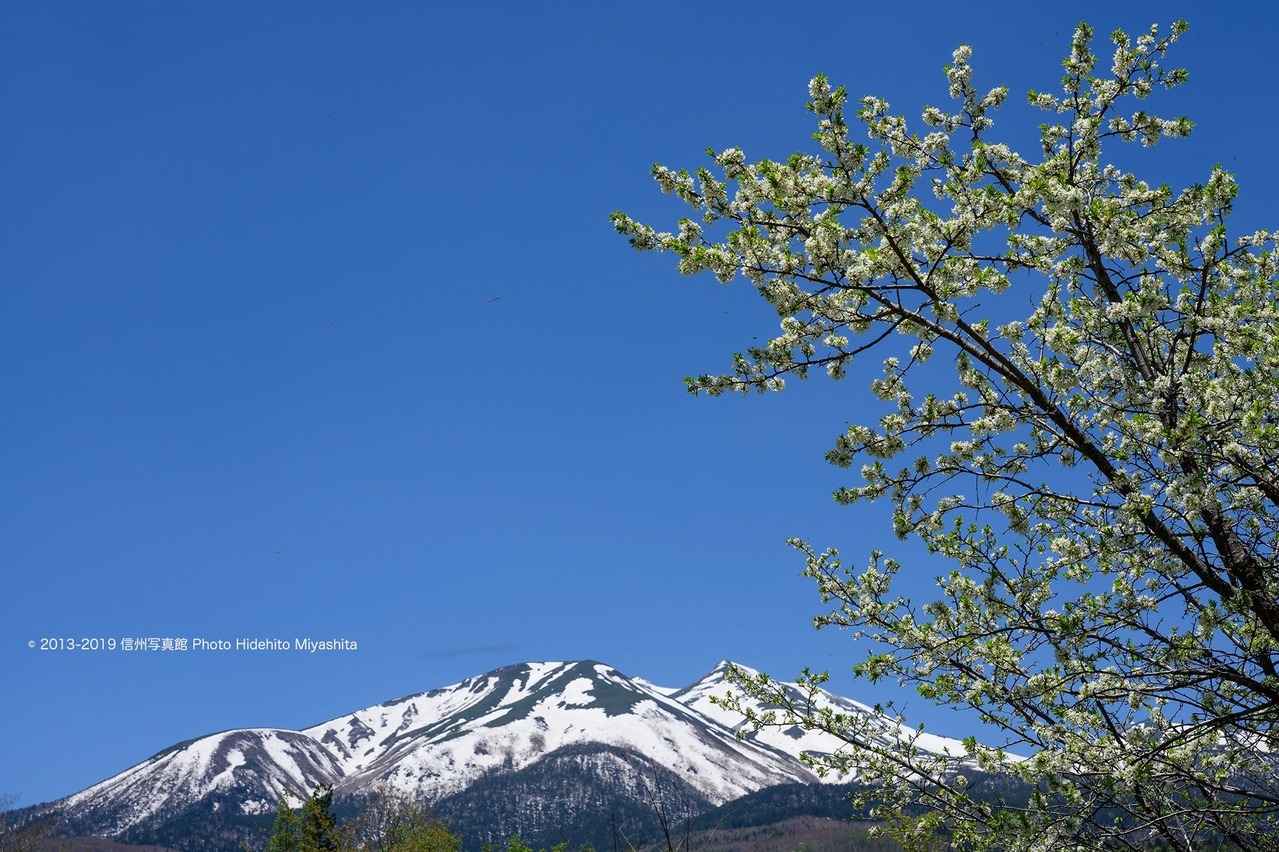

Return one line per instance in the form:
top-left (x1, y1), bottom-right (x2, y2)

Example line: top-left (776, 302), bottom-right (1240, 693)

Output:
top-left (264, 785), bottom-right (345, 852)
top-left (264, 796), bottom-right (302, 852)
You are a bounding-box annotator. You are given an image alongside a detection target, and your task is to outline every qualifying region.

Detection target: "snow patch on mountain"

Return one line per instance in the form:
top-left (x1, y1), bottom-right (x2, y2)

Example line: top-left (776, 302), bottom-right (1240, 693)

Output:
top-left (675, 660), bottom-right (973, 778)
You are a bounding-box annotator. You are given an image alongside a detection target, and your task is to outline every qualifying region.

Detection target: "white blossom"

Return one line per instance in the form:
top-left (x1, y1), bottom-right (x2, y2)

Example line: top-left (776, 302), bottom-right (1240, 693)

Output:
top-left (614, 18), bottom-right (1278, 851)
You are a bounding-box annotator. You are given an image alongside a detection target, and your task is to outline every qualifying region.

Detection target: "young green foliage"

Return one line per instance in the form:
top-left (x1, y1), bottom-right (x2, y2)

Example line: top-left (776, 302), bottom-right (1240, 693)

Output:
top-left (345, 788), bottom-right (462, 852)
top-left (264, 786), bottom-right (463, 852)
top-left (614, 20), bottom-right (1279, 851)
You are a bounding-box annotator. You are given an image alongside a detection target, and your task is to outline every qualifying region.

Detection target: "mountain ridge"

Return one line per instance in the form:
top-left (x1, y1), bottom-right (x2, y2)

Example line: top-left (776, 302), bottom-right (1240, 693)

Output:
top-left (40, 659), bottom-right (973, 849)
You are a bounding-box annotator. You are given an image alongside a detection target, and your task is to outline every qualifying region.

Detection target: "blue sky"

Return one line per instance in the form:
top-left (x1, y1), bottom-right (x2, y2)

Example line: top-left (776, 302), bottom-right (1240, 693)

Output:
top-left (3, 1), bottom-right (1275, 807)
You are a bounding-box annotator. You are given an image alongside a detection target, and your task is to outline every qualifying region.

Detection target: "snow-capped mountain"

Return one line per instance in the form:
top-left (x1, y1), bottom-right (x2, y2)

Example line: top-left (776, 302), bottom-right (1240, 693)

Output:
top-left (48, 660), bottom-right (971, 849)
top-left (302, 660), bottom-right (810, 801)
top-left (677, 660), bottom-right (970, 768)
top-left (58, 729), bottom-right (343, 836)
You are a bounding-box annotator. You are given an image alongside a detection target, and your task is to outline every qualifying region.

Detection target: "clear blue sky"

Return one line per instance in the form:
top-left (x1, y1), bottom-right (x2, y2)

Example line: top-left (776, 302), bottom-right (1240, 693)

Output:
top-left (3, 1), bottom-right (1274, 807)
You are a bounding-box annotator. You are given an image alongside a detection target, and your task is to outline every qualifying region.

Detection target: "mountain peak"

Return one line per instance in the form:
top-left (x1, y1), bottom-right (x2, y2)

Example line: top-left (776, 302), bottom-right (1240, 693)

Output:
top-left (47, 659), bottom-right (976, 848)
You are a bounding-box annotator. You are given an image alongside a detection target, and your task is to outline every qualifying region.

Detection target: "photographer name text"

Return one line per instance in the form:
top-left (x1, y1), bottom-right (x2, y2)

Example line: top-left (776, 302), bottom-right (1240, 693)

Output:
top-left (29, 636), bottom-right (358, 652)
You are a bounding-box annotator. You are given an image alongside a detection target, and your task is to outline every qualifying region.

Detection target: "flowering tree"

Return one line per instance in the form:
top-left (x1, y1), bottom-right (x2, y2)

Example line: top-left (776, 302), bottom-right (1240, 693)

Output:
top-left (613, 21), bottom-right (1279, 851)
